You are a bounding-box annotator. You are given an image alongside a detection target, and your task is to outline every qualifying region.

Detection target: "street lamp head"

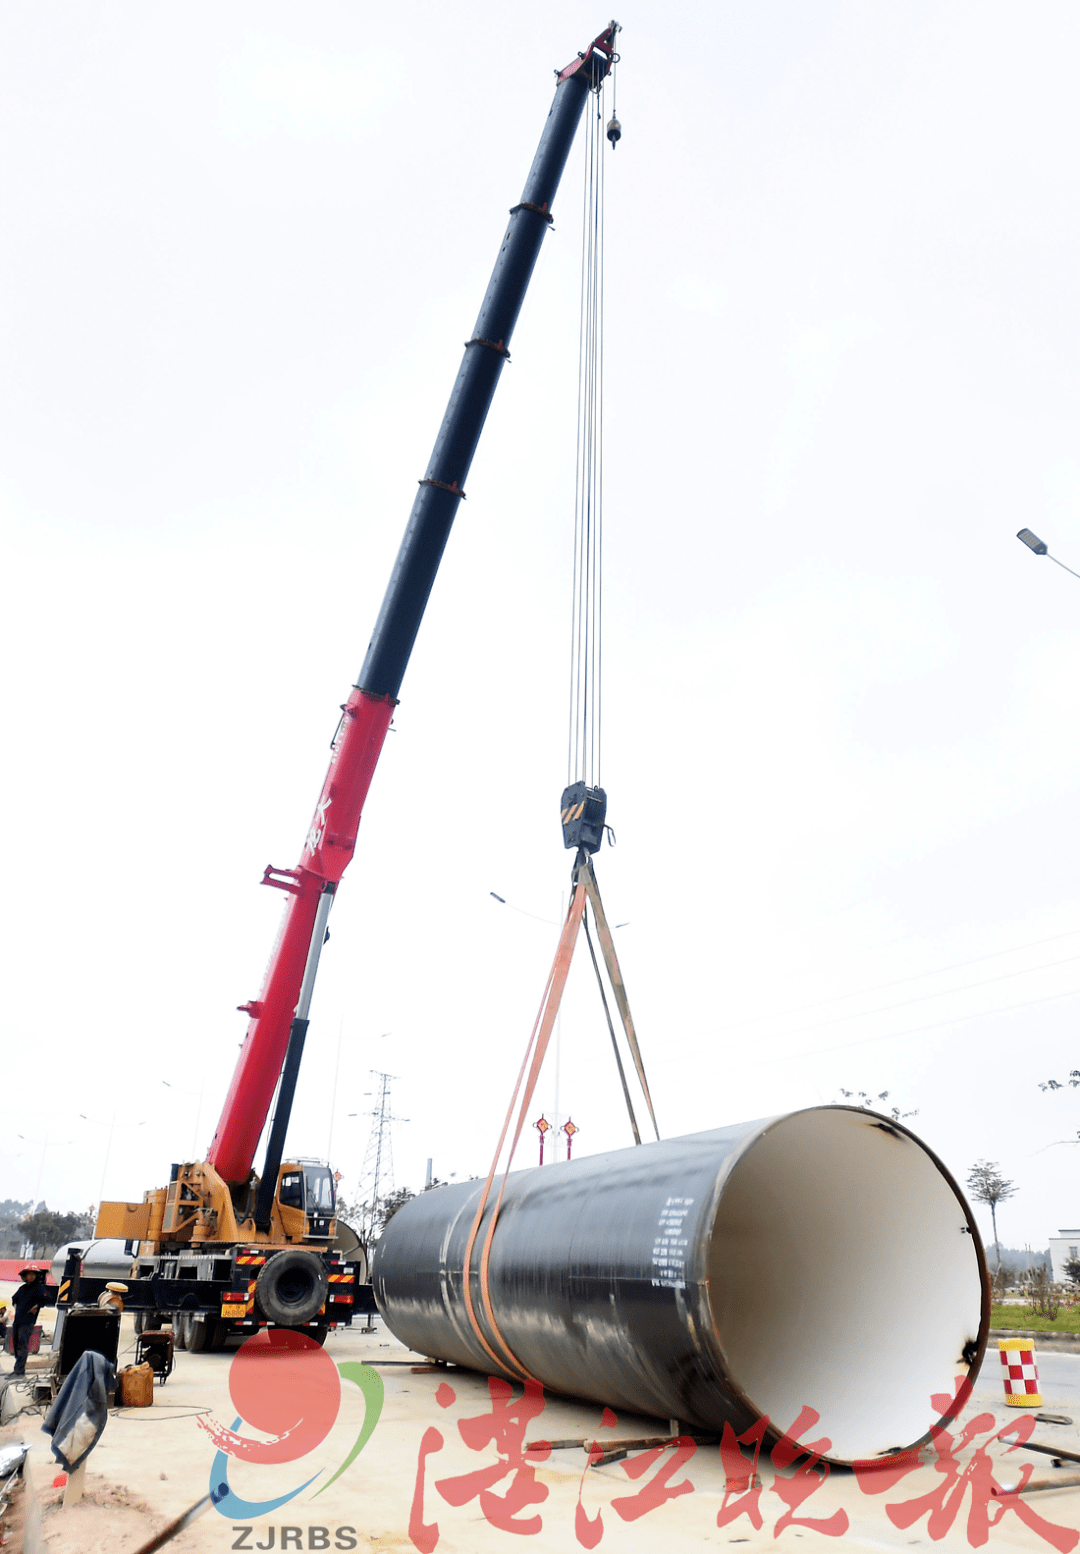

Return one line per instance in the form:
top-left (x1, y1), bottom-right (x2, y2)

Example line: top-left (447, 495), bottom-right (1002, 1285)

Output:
top-left (1017, 528), bottom-right (1048, 555)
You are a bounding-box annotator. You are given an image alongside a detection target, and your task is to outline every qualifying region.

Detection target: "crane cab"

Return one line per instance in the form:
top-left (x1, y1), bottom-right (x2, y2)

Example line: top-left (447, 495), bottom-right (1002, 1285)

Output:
top-left (275, 1159), bottom-right (336, 1242)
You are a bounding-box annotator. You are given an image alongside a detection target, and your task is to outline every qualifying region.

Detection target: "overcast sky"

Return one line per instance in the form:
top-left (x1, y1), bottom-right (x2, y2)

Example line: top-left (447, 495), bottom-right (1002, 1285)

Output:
top-left (3, 1), bottom-right (1079, 1254)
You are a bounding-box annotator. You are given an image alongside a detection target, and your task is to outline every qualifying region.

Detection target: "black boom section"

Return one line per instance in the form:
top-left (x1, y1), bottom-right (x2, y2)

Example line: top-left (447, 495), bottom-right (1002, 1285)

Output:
top-left (357, 48), bottom-right (608, 701)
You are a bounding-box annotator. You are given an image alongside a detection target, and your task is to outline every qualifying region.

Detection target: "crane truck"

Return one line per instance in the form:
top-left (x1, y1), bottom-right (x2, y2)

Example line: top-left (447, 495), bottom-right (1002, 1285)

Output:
top-left (62, 23), bottom-right (620, 1352)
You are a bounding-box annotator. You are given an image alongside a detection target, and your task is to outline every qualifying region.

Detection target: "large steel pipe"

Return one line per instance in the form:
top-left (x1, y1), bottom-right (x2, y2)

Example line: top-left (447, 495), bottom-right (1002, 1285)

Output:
top-left (373, 1107), bottom-right (989, 1464)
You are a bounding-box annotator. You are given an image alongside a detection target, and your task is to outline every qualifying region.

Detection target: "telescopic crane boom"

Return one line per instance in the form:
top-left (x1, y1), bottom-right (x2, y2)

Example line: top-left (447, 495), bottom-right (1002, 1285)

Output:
top-left (209, 24), bottom-right (619, 1202)
top-left (97, 26), bottom-right (620, 1311)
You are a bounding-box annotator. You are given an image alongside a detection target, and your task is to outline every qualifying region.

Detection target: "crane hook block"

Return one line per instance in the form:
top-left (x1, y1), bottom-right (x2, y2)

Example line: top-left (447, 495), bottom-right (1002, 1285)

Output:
top-left (606, 115), bottom-right (621, 149)
top-left (560, 781), bottom-right (608, 853)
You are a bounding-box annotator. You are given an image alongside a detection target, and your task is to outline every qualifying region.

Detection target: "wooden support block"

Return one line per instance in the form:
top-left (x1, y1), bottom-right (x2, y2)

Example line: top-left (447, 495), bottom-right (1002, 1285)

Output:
top-left (63, 1461), bottom-right (86, 1508)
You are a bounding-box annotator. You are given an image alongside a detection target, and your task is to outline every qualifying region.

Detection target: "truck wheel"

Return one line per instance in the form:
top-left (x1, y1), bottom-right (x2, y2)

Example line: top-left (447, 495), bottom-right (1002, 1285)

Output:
top-left (174, 1312), bottom-right (190, 1350)
top-left (207, 1319), bottom-right (228, 1352)
top-left (134, 1310), bottom-right (158, 1336)
top-left (187, 1316), bottom-right (211, 1352)
top-left (254, 1251), bottom-right (328, 1327)
top-left (312, 1326), bottom-right (329, 1347)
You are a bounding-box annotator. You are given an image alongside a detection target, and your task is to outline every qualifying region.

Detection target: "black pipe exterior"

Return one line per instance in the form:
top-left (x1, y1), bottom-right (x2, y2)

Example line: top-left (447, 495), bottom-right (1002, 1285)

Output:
top-left (372, 1108), bottom-right (989, 1464)
top-left (357, 35), bottom-right (614, 700)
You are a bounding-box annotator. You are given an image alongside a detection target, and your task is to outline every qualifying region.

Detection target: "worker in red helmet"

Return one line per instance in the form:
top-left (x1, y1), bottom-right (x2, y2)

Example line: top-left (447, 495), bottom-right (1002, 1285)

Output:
top-left (10, 1267), bottom-right (43, 1376)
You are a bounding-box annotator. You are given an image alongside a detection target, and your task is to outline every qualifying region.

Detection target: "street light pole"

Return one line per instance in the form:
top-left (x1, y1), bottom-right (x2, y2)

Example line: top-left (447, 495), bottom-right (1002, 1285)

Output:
top-left (79, 1109), bottom-right (145, 1207)
top-left (17, 1131), bottom-right (51, 1208)
top-left (1017, 528), bottom-right (1080, 581)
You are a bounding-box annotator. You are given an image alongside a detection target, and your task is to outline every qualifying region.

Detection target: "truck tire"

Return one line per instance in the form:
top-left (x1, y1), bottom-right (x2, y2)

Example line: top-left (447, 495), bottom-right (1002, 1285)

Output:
top-left (255, 1251), bottom-right (328, 1327)
top-left (187, 1316), bottom-right (211, 1352)
top-left (173, 1312), bottom-right (190, 1350)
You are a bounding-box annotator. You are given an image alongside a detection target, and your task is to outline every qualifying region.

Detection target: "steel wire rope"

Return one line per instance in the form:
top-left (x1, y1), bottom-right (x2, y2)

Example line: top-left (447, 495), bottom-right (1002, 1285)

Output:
top-left (567, 75), bottom-right (606, 791)
top-left (460, 72), bottom-right (622, 1379)
top-left (566, 107), bottom-right (588, 786)
top-left (595, 77), bottom-right (605, 790)
top-left (589, 76), bottom-right (605, 789)
top-left (560, 76), bottom-right (660, 1142)
top-left (584, 905), bottom-right (640, 1144)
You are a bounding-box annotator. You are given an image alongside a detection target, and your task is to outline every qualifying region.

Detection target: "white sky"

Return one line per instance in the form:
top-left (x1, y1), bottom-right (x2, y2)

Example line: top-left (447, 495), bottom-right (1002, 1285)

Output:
top-left (2, 1), bottom-right (1079, 1253)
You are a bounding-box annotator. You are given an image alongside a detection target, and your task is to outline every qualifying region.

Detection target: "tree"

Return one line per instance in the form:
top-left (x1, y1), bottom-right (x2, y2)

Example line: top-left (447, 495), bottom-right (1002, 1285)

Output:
top-left (19, 1207), bottom-right (93, 1257)
top-left (1024, 1262), bottom-right (1061, 1321)
top-left (966, 1161), bottom-right (1016, 1270)
top-left (1038, 1070), bottom-right (1080, 1142)
top-left (836, 1089), bottom-right (918, 1122)
top-left (0, 1199), bottom-right (32, 1257)
top-left (1063, 1255), bottom-right (1080, 1289)
top-left (1038, 1071), bottom-right (1080, 1092)
top-left (377, 1187), bottom-right (415, 1231)
top-left (337, 1188), bottom-right (416, 1243)
top-left (334, 1194), bottom-right (363, 1227)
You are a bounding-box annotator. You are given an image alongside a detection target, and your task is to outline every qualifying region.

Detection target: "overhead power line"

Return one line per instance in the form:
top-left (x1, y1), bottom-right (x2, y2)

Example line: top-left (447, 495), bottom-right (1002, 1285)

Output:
top-left (724, 924), bottom-right (1080, 1032)
top-left (747, 983), bottom-right (1080, 1068)
top-left (743, 950), bottom-right (1080, 1046)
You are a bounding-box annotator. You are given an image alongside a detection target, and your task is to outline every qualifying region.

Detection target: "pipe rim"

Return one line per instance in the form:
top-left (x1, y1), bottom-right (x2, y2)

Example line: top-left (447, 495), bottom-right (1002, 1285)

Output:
top-left (696, 1105), bottom-right (990, 1466)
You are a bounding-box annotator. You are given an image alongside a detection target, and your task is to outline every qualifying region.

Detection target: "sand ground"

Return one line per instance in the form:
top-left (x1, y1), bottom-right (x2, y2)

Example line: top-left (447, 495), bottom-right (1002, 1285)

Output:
top-left (0, 1295), bottom-right (1077, 1553)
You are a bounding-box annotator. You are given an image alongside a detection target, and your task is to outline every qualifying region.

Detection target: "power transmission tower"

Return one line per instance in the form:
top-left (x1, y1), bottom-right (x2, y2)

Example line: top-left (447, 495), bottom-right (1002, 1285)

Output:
top-left (357, 1072), bottom-right (408, 1244)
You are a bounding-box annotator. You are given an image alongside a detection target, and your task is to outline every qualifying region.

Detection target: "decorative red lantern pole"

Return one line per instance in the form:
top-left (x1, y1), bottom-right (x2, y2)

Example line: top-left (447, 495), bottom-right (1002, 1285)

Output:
top-left (562, 1118), bottom-right (579, 1160)
top-left (534, 1114), bottom-right (552, 1165)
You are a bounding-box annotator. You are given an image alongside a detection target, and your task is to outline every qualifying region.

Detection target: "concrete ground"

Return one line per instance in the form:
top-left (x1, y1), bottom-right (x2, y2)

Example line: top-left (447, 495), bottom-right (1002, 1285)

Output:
top-left (0, 1309), bottom-right (1077, 1553)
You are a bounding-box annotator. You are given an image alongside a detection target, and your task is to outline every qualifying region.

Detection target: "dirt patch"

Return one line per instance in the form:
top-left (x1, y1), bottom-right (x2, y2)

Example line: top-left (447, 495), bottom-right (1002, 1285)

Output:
top-left (39, 1473), bottom-right (204, 1552)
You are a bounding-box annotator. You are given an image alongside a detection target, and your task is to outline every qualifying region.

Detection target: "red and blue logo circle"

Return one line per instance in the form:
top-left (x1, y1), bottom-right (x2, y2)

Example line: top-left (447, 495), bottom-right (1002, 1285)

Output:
top-left (199, 1329), bottom-right (384, 1516)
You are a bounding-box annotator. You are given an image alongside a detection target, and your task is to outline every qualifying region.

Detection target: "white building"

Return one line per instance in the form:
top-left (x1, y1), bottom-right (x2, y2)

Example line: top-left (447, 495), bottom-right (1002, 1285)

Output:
top-left (1049, 1230), bottom-right (1080, 1284)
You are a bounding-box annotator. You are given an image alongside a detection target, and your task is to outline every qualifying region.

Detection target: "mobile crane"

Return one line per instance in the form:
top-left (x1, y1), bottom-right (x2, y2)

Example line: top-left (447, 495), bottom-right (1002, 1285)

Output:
top-left (70, 23), bottom-right (620, 1351)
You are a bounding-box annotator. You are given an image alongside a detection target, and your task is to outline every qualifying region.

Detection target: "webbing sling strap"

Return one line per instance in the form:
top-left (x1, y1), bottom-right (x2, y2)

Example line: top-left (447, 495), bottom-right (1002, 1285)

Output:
top-left (459, 859), bottom-right (659, 1377)
top-left (460, 881), bottom-right (588, 1381)
top-left (580, 859), bottom-right (661, 1141)
top-left (583, 911), bottom-right (641, 1145)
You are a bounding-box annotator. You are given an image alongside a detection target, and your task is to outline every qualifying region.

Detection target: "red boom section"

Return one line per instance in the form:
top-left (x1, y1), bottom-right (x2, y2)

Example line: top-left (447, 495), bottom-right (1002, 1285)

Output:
top-left (207, 688), bottom-right (396, 1183)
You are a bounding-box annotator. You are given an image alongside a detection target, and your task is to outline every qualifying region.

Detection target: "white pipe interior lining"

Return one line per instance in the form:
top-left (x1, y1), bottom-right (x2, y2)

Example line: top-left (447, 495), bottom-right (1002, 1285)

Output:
top-left (707, 1108), bottom-right (983, 1464)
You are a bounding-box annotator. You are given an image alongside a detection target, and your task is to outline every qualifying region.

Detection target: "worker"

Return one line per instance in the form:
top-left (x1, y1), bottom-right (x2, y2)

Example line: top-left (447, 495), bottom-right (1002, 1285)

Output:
top-left (10, 1267), bottom-right (43, 1376)
top-left (0, 1296), bottom-right (8, 1345)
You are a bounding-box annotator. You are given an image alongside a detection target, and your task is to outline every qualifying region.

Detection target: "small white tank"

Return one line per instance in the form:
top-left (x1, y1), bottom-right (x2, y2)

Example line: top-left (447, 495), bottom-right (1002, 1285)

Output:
top-left (51, 1238), bottom-right (135, 1285)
